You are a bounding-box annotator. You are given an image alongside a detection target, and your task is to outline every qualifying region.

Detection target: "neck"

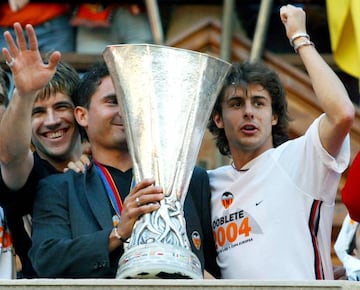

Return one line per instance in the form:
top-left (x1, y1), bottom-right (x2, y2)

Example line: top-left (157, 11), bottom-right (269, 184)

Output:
top-left (231, 148), bottom-right (270, 170)
top-left (230, 139), bottom-right (274, 170)
top-left (37, 140), bottom-right (83, 172)
top-left (92, 148), bottom-right (132, 172)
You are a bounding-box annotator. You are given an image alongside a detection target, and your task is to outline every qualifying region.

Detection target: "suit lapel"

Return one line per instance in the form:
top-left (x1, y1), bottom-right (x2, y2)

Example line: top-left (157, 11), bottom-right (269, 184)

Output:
top-left (84, 164), bottom-right (113, 229)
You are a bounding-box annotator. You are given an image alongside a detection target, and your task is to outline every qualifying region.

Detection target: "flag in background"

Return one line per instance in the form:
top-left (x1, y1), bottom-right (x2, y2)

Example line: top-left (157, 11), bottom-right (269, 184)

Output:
top-left (326, 0), bottom-right (360, 78)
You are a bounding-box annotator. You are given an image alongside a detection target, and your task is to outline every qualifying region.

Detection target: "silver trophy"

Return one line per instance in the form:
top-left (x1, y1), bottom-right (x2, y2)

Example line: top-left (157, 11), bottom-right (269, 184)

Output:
top-left (103, 44), bottom-right (231, 279)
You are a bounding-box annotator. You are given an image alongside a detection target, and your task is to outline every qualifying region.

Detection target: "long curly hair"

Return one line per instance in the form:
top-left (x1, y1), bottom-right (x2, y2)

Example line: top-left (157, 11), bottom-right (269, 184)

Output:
top-left (208, 61), bottom-right (290, 156)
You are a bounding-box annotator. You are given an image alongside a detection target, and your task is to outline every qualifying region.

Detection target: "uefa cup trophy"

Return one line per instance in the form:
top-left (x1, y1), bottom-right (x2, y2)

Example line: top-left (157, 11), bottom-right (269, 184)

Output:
top-left (103, 44), bottom-right (231, 279)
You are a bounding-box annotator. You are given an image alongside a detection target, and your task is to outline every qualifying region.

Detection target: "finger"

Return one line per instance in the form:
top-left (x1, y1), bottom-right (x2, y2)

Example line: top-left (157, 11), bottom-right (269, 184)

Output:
top-left (124, 195), bottom-right (162, 221)
top-left (3, 31), bottom-right (18, 57)
top-left (136, 201), bottom-right (161, 216)
top-left (2, 48), bottom-right (12, 64)
top-left (130, 178), bottom-right (156, 195)
top-left (74, 160), bottom-right (86, 173)
top-left (135, 196), bottom-right (141, 207)
top-left (25, 24), bottom-right (38, 51)
top-left (131, 180), bottom-right (163, 207)
top-left (9, 0), bottom-right (17, 12)
top-left (47, 51), bottom-right (61, 70)
top-left (279, 6), bottom-right (287, 23)
top-left (13, 22), bottom-right (27, 51)
top-left (80, 154), bottom-right (91, 167)
top-left (19, 0), bottom-right (29, 10)
top-left (2, 48), bottom-right (16, 70)
top-left (135, 192), bottom-right (164, 207)
top-left (118, 198), bottom-right (162, 240)
top-left (131, 186), bottom-right (163, 208)
top-left (66, 162), bottom-right (81, 173)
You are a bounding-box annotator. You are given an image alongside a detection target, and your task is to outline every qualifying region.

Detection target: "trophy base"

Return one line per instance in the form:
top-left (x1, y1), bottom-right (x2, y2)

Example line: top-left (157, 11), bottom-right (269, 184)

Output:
top-left (116, 243), bottom-right (203, 279)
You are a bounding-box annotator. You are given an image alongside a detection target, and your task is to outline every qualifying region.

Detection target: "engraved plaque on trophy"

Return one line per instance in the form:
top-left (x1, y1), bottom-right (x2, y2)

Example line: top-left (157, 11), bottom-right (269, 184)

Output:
top-left (103, 44), bottom-right (231, 279)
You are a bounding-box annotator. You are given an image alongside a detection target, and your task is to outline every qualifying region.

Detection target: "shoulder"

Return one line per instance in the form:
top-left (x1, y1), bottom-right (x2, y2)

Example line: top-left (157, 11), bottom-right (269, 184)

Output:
top-left (207, 165), bottom-right (231, 178)
top-left (33, 152), bottom-right (60, 177)
top-left (38, 166), bottom-right (87, 188)
top-left (191, 166), bottom-right (207, 178)
top-left (189, 166), bottom-right (209, 189)
top-left (187, 166), bottom-right (210, 199)
top-left (38, 172), bottom-right (69, 189)
top-left (35, 169), bottom-right (89, 205)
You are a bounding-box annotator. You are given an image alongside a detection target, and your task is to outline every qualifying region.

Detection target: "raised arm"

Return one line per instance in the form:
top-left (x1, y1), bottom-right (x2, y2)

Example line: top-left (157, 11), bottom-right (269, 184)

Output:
top-left (0, 22), bottom-right (60, 190)
top-left (280, 4), bottom-right (355, 157)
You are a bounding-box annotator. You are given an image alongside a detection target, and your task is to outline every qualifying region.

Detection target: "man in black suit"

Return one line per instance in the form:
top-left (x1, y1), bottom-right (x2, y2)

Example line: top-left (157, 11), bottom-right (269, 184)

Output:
top-left (29, 62), bottom-right (220, 279)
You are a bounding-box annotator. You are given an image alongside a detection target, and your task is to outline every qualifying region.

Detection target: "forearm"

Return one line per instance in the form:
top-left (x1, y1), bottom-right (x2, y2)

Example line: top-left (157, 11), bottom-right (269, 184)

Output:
top-left (0, 89), bottom-right (36, 189)
top-left (296, 37), bottom-right (354, 156)
top-left (296, 41), bottom-right (354, 125)
top-left (0, 89), bottom-right (34, 165)
top-left (280, 4), bottom-right (355, 156)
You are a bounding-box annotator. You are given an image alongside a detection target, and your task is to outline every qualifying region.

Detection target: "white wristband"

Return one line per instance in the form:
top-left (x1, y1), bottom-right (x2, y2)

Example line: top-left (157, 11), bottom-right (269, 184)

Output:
top-left (290, 32), bottom-right (310, 47)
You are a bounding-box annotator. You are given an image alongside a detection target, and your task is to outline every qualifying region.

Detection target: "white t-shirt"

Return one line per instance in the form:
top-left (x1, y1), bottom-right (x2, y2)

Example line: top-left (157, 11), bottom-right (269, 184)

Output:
top-left (208, 115), bottom-right (350, 280)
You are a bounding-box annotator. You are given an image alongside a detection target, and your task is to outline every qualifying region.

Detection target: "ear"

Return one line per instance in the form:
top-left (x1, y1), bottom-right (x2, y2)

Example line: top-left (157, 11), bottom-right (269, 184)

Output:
top-left (272, 114), bottom-right (278, 126)
top-left (74, 106), bottom-right (88, 128)
top-left (213, 113), bottom-right (224, 129)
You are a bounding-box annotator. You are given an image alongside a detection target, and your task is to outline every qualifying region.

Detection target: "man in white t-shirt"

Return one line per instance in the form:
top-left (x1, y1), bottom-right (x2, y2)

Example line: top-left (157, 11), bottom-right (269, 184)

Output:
top-left (207, 4), bottom-right (355, 280)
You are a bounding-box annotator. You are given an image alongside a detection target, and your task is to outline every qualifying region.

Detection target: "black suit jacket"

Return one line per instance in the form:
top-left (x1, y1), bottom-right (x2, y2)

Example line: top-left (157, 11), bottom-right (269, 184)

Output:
top-left (29, 163), bottom-right (220, 278)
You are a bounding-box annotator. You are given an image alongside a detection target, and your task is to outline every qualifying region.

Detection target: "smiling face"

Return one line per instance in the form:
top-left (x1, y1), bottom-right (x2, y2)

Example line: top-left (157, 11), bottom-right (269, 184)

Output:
top-left (31, 92), bottom-right (79, 162)
top-left (75, 76), bottom-right (127, 154)
top-left (214, 83), bottom-right (278, 158)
